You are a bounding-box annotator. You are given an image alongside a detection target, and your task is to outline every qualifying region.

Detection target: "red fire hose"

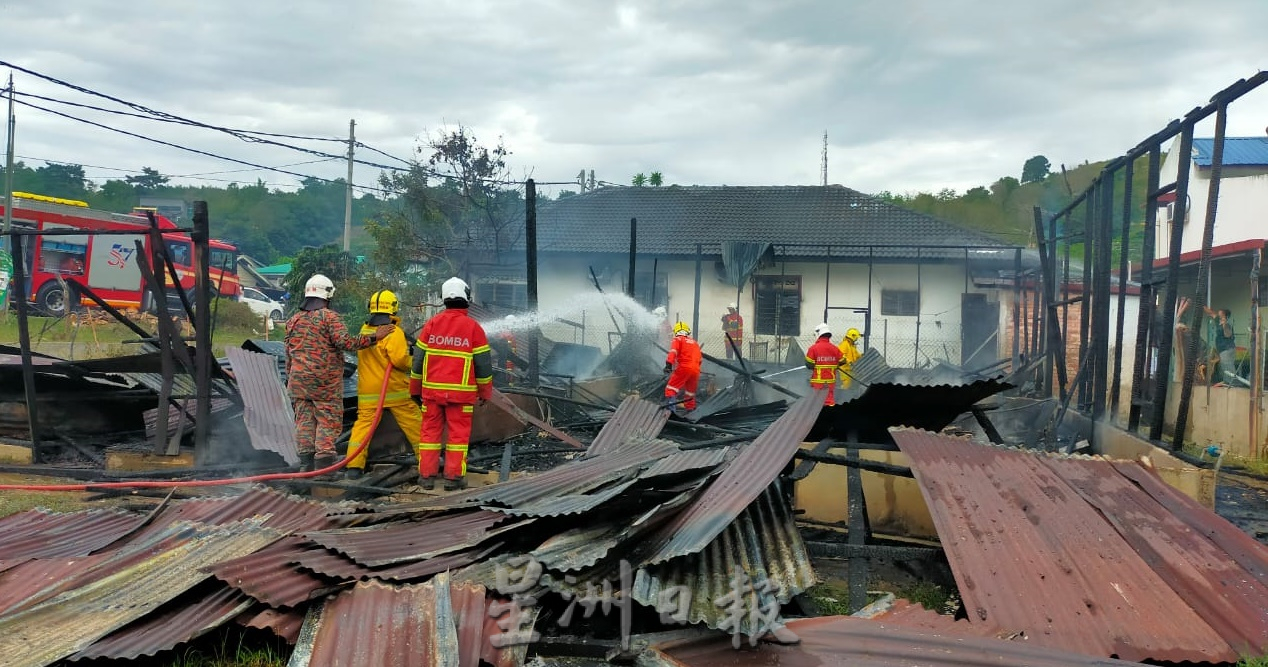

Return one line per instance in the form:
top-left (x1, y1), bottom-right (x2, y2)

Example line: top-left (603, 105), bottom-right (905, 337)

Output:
top-left (0, 361), bottom-right (394, 492)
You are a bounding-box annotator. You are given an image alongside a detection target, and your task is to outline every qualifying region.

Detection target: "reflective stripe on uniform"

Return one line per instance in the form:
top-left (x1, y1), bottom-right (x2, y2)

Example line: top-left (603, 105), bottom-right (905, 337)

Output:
top-left (419, 442), bottom-right (443, 451)
top-left (421, 348), bottom-right (475, 391)
top-left (357, 391), bottom-right (412, 404)
top-left (462, 405), bottom-right (474, 413)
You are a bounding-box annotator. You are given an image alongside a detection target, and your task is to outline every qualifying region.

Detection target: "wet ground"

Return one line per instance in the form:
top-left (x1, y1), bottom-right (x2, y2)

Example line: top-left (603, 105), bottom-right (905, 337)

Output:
top-left (1216, 473), bottom-right (1268, 545)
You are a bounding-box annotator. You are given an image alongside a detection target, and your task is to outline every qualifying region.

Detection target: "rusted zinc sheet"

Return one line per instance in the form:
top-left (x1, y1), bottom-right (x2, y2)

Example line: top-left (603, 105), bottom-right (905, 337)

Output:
top-left (631, 482), bottom-right (816, 637)
top-left (474, 439), bottom-right (678, 509)
top-left (0, 553), bottom-right (114, 616)
top-left (892, 429), bottom-right (1245, 664)
top-left (0, 520), bottom-right (280, 667)
top-left (143, 486), bottom-right (342, 536)
top-left (643, 393), bottom-right (824, 564)
top-left (293, 543), bottom-right (499, 583)
top-left (528, 493), bottom-right (694, 573)
top-left (650, 614), bottom-right (1145, 667)
top-left (0, 508), bottom-right (147, 560)
top-left (1045, 456), bottom-right (1268, 656)
top-left (289, 572), bottom-right (529, 667)
top-left (238, 606), bottom-right (306, 644)
top-left (72, 584), bottom-right (253, 661)
top-left (641, 446), bottom-right (731, 479)
top-left (586, 395), bottom-right (670, 457)
top-left (207, 536), bottom-right (334, 608)
top-left (306, 510), bottom-right (519, 567)
top-left (861, 599), bottom-right (1001, 638)
top-left (492, 480), bottom-right (638, 517)
top-left (225, 347), bottom-right (300, 466)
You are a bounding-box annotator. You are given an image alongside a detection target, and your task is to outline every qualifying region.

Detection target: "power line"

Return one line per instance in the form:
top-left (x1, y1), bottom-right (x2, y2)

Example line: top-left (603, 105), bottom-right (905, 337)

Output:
top-left (13, 98), bottom-right (394, 195)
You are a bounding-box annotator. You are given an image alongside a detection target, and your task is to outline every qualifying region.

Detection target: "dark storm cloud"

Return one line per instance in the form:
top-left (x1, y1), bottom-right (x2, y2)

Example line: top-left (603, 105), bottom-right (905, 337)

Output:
top-left (0, 0), bottom-right (1265, 194)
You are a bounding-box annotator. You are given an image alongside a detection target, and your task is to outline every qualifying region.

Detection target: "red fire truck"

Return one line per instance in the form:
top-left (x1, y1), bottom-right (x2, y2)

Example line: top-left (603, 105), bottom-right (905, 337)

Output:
top-left (0, 192), bottom-right (241, 316)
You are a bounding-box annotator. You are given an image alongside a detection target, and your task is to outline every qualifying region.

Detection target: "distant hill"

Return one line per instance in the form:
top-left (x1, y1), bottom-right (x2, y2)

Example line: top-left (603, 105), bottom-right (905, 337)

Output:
top-left (875, 156), bottom-right (1155, 250)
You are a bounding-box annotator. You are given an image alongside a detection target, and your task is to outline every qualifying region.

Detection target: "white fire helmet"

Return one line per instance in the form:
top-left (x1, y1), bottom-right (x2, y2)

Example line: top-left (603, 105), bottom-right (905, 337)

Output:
top-left (441, 277), bottom-right (470, 302)
top-left (304, 274), bottom-right (335, 300)
top-left (727, 302), bottom-right (738, 311)
top-left (813, 323), bottom-right (832, 338)
top-left (652, 306), bottom-right (666, 319)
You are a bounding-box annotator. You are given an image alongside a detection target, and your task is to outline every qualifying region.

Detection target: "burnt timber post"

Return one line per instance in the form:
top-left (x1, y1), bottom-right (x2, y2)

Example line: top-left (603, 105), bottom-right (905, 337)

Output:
top-left (525, 180), bottom-right (540, 387)
top-left (9, 233), bottom-right (40, 459)
top-left (193, 201), bottom-right (213, 462)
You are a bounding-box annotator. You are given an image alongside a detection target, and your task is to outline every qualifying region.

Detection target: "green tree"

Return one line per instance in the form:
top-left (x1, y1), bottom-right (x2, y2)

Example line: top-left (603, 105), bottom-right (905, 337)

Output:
top-left (1021, 155), bottom-right (1051, 184)
top-left (649, 171), bottom-right (663, 186)
top-left (94, 179), bottom-right (137, 211)
top-left (34, 163), bottom-right (91, 198)
top-left (632, 173), bottom-right (647, 187)
top-left (284, 244), bottom-right (370, 322)
top-left (125, 167), bottom-right (169, 192)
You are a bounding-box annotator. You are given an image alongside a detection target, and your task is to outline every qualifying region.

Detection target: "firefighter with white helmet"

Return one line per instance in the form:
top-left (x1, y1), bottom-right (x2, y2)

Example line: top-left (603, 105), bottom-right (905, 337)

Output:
top-left (837, 326), bottom-right (863, 389)
top-left (345, 289), bottom-right (420, 480)
top-left (285, 274), bottom-right (395, 472)
top-left (409, 277), bottom-right (492, 490)
top-left (805, 322), bottom-right (843, 405)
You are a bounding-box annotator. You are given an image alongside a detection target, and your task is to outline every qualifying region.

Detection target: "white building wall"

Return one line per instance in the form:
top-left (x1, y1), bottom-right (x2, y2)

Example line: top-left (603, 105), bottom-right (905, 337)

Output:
top-left (1156, 141), bottom-right (1268, 259)
top-left (528, 255), bottom-right (1001, 370)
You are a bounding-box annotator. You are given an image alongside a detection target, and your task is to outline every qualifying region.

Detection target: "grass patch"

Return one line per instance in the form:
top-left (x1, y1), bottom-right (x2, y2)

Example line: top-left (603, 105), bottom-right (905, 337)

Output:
top-left (0, 312), bottom-right (264, 358)
top-left (1238, 655), bottom-right (1268, 667)
top-left (897, 582), bottom-right (959, 613)
top-left (1181, 442), bottom-right (1268, 477)
top-left (806, 582), bottom-right (886, 615)
top-left (161, 637), bottom-right (288, 667)
top-left (0, 490), bottom-right (92, 517)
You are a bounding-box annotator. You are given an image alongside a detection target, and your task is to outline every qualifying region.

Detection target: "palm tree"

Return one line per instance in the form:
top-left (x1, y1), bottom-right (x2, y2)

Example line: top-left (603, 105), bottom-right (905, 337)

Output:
top-left (632, 173), bottom-right (647, 187)
top-left (649, 171), bottom-right (663, 186)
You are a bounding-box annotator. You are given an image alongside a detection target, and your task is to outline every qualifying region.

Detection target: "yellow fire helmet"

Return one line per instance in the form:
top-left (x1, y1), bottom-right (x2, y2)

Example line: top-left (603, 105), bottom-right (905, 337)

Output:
top-left (368, 289), bottom-right (399, 316)
top-left (845, 327), bottom-right (862, 342)
top-left (673, 321), bottom-right (691, 337)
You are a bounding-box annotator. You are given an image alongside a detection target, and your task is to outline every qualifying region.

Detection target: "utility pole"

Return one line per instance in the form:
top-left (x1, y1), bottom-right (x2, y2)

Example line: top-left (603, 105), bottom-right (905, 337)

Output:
top-left (3, 72), bottom-right (15, 314)
top-left (343, 119), bottom-right (355, 252)
top-left (821, 131), bottom-right (828, 186)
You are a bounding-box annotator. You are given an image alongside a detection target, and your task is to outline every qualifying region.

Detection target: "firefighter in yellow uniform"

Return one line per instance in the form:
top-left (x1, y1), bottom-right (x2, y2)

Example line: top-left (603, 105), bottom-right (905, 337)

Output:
top-left (837, 327), bottom-right (863, 389)
top-left (345, 290), bottom-right (421, 480)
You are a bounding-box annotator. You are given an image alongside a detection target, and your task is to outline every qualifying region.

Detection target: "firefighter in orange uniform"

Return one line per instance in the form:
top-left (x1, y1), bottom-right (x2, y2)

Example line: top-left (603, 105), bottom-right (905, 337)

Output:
top-left (721, 303), bottom-right (743, 359)
top-left (664, 322), bottom-right (702, 413)
top-left (806, 323), bottom-right (844, 406)
top-left (409, 277), bottom-right (493, 491)
top-left (496, 314), bottom-right (519, 386)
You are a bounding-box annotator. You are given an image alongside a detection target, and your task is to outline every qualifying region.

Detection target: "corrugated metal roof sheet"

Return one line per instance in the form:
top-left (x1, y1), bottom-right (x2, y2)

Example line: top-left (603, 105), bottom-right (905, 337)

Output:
top-left (892, 429), bottom-right (1256, 664)
top-left (293, 544), bottom-right (499, 583)
top-left (207, 537), bottom-right (334, 608)
top-left (239, 606), bottom-right (306, 645)
top-left (306, 510), bottom-right (519, 567)
top-left (641, 445), bottom-right (731, 479)
top-left (475, 439), bottom-right (678, 509)
top-left (72, 584), bottom-right (254, 661)
top-left (630, 482), bottom-right (816, 637)
top-left (809, 380), bottom-right (1010, 443)
top-left (585, 395), bottom-right (670, 457)
top-left (643, 394), bottom-right (824, 564)
top-left (0, 508), bottom-right (147, 560)
top-left (0, 553), bottom-right (114, 616)
top-left (492, 479), bottom-right (638, 517)
top-left (862, 598), bottom-right (1001, 638)
top-left (225, 347), bottom-right (300, 465)
top-left (651, 614), bottom-right (1145, 667)
top-left (144, 486), bottom-right (342, 536)
top-left (1192, 136), bottom-right (1268, 166)
top-left (289, 572), bottom-right (529, 667)
top-left (0, 520), bottom-right (281, 667)
top-left (528, 493), bottom-right (694, 573)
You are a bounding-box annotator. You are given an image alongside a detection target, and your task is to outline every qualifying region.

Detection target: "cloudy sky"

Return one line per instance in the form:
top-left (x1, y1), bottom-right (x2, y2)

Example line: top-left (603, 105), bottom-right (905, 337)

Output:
top-left (1, 0), bottom-right (1266, 197)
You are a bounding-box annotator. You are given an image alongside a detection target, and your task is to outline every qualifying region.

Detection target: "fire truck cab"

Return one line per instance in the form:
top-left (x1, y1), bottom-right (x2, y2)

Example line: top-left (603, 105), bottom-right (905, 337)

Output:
top-left (0, 192), bottom-right (241, 316)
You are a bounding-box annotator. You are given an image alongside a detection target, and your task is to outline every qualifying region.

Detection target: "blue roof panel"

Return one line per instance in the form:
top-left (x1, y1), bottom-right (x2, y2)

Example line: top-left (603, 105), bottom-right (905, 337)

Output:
top-left (1192, 137), bottom-right (1268, 167)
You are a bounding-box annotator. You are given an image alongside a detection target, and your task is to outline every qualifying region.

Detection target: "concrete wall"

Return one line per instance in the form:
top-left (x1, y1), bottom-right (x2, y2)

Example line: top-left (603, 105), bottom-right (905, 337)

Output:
top-left (792, 444), bottom-right (938, 540)
top-left (1162, 380), bottom-right (1268, 458)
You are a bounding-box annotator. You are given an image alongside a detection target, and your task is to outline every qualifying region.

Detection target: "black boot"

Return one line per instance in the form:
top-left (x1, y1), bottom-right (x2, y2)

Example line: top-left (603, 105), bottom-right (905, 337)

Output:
top-left (344, 467), bottom-right (363, 481)
top-left (419, 475), bottom-right (435, 491)
top-left (443, 477), bottom-right (467, 491)
top-left (299, 453), bottom-right (315, 472)
top-left (314, 454), bottom-right (337, 473)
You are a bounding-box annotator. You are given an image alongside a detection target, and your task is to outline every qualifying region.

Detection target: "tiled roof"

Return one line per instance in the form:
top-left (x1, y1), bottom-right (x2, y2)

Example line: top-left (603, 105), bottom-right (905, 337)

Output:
top-left (1192, 137), bottom-right (1268, 167)
top-left (533, 185), bottom-right (1008, 257)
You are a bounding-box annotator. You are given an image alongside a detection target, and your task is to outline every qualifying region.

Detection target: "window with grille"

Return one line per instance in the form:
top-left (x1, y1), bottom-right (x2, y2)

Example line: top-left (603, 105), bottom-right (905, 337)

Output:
top-left (474, 281), bottom-right (527, 309)
top-left (881, 289), bottom-right (920, 316)
top-left (753, 275), bottom-right (801, 336)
